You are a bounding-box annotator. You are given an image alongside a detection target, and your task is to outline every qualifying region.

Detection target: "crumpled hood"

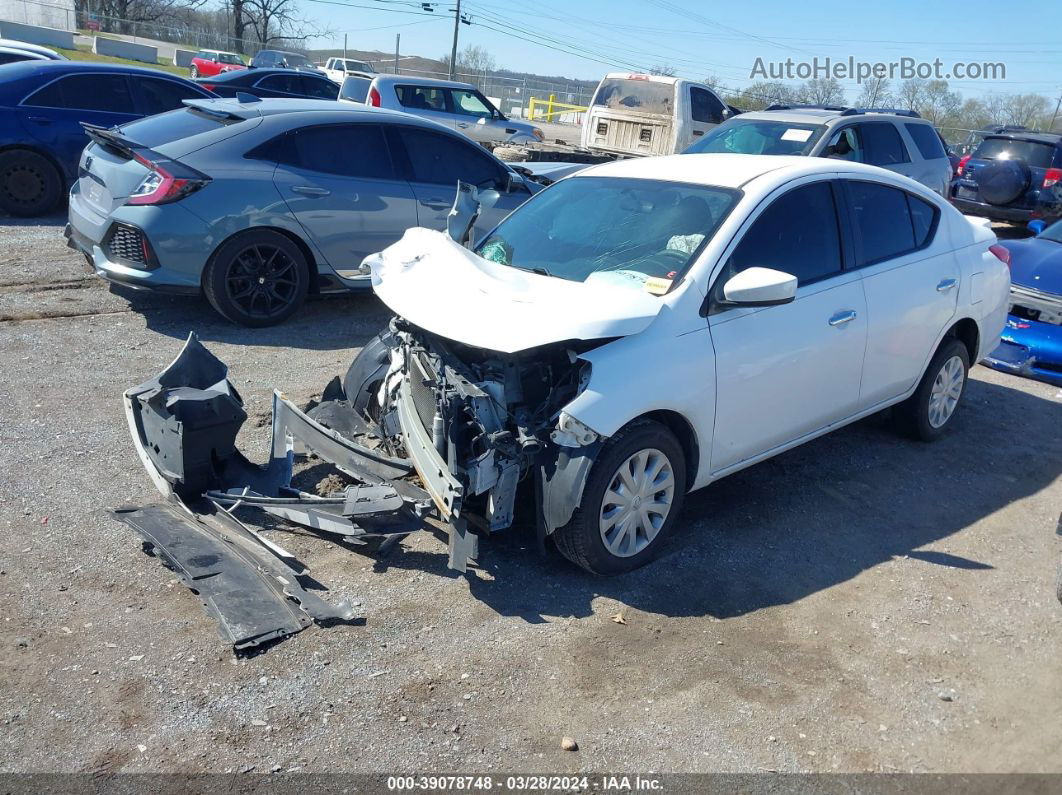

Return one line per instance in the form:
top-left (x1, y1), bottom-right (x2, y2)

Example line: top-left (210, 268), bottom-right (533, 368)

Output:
top-left (362, 228), bottom-right (665, 354)
top-left (1005, 237), bottom-right (1062, 296)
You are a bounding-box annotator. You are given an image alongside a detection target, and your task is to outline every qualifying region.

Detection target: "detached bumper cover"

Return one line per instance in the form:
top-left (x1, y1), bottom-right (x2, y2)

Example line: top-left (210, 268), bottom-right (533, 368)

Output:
top-left (982, 316), bottom-right (1062, 386)
top-left (119, 333), bottom-right (433, 651)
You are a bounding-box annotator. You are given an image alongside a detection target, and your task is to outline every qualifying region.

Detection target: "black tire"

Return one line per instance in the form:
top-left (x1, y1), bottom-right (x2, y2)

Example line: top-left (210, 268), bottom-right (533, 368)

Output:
top-left (203, 230), bottom-right (309, 327)
top-left (553, 420), bottom-right (686, 575)
top-left (893, 338), bottom-right (970, 441)
top-left (189, 65), bottom-right (199, 78)
top-left (0, 149), bottom-right (63, 217)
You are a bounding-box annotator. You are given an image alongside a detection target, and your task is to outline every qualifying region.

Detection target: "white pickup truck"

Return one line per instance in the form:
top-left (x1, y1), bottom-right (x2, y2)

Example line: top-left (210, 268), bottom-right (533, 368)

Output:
top-left (320, 57), bottom-right (376, 84)
top-left (581, 72), bottom-right (737, 157)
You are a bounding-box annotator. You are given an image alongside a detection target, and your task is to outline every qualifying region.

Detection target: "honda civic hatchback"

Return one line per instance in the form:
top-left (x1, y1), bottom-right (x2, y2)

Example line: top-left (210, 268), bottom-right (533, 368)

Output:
top-left (65, 98), bottom-right (539, 325)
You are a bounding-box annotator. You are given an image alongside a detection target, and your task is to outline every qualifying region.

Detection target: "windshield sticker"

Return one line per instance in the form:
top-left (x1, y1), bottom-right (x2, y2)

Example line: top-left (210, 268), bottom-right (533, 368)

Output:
top-left (781, 128), bottom-right (814, 142)
top-left (644, 277), bottom-right (672, 295)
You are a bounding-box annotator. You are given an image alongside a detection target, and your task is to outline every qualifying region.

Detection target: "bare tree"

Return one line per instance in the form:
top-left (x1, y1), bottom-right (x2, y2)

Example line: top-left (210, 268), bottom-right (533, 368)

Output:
top-left (854, 77), bottom-right (891, 108)
top-left (649, 64), bottom-right (677, 77)
top-left (78, 0), bottom-right (207, 35)
top-left (243, 0), bottom-right (325, 48)
top-left (726, 81), bottom-right (799, 111)
top-left (1003, 93), bottom-right (1050, 128)
top-left (440, 45), bottom-right (496, 76)
top-left (798, 77), bottom-right (844, 106)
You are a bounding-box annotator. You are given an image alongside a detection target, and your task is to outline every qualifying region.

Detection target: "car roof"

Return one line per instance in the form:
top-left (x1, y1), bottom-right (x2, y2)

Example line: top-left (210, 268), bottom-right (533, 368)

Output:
top-left (186, 96), bottom-right (440, 125)
top-left (371, 74), bottom-right (476, 91)
top-left (257, 49), bottom-right (301, 56)
top-left (0, 59), bottom-right (191, 79)
top-left (576, 152), bottom-right (937, 193)
top-left (0, 46), bottom-right (46, 59)
top-left (205, 67), bottom-right (321, 82)
top-left (601, 71), bottom-right (682, 85)
top-left (983, 131), bottom-right (1062, 145)
top-left (200, 49), bottom-right (239, 55)
top-left (735, 107), bottom-right (928, 125)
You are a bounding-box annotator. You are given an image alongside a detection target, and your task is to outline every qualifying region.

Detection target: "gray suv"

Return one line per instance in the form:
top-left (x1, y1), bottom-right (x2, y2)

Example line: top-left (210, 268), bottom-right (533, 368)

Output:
top-left (685, 105), bottom-right (953, 196)
top-left (65, 99), bottom-right (538, 326)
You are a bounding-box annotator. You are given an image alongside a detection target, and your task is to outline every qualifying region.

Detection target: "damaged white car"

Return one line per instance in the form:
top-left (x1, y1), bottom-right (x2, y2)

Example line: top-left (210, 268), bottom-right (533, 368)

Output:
top-left (119, 154), bottom-right (1010, 649)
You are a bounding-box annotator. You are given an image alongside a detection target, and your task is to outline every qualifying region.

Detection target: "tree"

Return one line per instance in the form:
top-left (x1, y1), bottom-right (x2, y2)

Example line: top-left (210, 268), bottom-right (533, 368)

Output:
top-left (649, 64), bottom-right (677, 77)
top-left (243, 0), bottom-right (325, 48)
top-left (726, 81), bottom-right (799, 111)
top-left (441, 45), bottom-right (496, 77)
top-left (854, 77), bottom-right (891, 109)
top-left (798, 77), bottom-right (844, 106)
top-left (1003, 93), bottom-right (1049, 128)
top-left (77, 0), bottom-right (207, 35)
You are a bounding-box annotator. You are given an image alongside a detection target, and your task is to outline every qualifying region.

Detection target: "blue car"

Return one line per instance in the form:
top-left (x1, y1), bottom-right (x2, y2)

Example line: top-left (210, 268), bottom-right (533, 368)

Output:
top-left (982, 219), bottom-right (1062, 385)
top-left (0, 61), bottom-right (214, 216)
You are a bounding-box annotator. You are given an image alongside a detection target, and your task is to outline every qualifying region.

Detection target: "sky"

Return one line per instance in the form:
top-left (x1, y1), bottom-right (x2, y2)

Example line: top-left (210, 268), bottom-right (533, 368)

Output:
top-left (300, 0), bottom-right (1062, 102)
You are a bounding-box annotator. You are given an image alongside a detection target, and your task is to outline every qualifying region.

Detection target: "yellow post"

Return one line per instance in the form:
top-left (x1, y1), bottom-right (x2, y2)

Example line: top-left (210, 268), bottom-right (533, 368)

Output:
top-left (547, 94), bottom-right (556, 122)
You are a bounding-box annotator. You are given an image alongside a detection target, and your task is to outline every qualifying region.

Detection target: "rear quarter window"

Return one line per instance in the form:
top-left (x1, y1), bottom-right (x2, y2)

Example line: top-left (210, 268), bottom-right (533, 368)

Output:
top-left (904, 123), bottom-right (947, 160)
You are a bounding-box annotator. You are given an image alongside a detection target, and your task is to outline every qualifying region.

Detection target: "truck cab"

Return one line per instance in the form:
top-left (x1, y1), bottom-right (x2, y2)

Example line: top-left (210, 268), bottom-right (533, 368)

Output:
top-left (581, 73), bottom-right (733, 157)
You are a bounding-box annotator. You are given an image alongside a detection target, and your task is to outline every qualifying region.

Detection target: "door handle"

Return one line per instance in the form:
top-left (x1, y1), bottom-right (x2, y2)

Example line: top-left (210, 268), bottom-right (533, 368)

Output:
top-left (936, 278), bottom-right (957, 292)
top-left (27, 115), bottom-right (52, 124)
top-left (828, 310), bottom-right (858, 326)
top-left (692, 130), bottom-right (704, 136)
top-left (456, 122), bottom-right (469, 128)
top-left (420, 198), bottom-right (450, 210)
top-left (291, 185), bottom-right (330, 197)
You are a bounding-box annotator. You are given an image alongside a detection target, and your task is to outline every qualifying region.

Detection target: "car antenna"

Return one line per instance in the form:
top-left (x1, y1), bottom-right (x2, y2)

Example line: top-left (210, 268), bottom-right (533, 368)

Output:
top-left (235, 91), bottom-right (262, 104)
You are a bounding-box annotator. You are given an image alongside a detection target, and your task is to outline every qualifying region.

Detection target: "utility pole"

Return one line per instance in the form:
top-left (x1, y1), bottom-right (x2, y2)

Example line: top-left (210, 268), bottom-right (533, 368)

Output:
top-left (1051, 91), bottom-right (1062, 134)
top-left (394, 33), bottom-right (400, 75)
top-left (448, 0), bottom-right (461, 79)
top-left (343, 33), bottom-right (347, 60)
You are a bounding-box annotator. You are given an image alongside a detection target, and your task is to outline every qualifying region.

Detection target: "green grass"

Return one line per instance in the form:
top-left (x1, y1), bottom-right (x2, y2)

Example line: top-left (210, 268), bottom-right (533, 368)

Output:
top-left (56, 44), bottom-right (186, 75)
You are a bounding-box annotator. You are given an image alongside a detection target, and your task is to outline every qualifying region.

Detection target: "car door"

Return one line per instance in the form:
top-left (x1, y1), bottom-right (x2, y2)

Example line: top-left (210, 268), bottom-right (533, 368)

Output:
top-left (687, 86), bottom-right (727, 149)
top-left (391, 84), bottom-right (458, 131)
top-left (270, 123), bottom-right (419, 272)
top-left (448, 87), bottom-right (505, 144)
top-left (387, 125), bottom-right (528, 234)
top-left (17, 72), bottom-right (141, 179)
top-left (708, 179), bottom-right (868, 473)
top-left (841, 179), bottom-right (960, 407)
top-left (132, 76), bottom-right (213, 116)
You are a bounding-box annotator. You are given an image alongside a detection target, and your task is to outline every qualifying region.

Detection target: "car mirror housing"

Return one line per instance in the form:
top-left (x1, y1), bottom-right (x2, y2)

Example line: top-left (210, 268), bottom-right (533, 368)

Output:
top-left (1028, 219), bottom-right (1046, 236)
top-left (722, 267), bottom-right (798, 306)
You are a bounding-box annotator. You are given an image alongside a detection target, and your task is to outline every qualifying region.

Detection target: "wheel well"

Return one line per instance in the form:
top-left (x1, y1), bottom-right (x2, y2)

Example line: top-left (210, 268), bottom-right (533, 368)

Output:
top-left (640, 410), bottom-right (699, 491)
top-left (0, 144), bottom-right (68, 187)
top-left (204, 226), bottom-right (322, 294)
top-left (943, 317), bottom-right (980, 363)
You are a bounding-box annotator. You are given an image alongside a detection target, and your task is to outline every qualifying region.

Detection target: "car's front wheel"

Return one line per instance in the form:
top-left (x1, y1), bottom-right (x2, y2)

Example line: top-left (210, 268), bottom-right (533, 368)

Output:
top-left (553, 420), bottom-right (686, 575)
top-left (0, 149), bottom-right (62, 217)
top-left (894, 338), bottom-right (970, 441)
top-left (203, 230), bottom-right (309, 327)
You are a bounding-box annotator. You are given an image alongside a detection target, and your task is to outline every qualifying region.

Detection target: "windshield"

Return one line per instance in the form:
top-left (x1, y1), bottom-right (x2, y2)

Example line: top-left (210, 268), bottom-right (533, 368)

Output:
top-left (342, 60), bottom-right (371, 71)
top-left (218, 52), bottom-right (244, 65)
top-left (974, 137), bottom-right (1056, 169)
top-left (282, 53), bottom-right (312, 68)
top-left (593, 78), bottom-right (674, 115)
top-left (475, 176), bottom-right (740, 292)
top-left (685, 119), bottom-right (825, 155)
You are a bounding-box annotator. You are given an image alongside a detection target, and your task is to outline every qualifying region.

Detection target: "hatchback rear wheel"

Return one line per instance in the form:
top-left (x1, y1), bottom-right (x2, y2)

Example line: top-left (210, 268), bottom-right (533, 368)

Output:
top-left (0, 149), bottom-right (62, 217)
top-left (203, 230), bottom-right (309, 327)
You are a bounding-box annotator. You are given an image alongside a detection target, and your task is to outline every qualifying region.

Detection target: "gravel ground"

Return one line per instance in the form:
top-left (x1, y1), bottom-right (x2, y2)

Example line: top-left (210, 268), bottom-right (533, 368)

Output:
top-left (1, 214), bottom-right (1060, 775)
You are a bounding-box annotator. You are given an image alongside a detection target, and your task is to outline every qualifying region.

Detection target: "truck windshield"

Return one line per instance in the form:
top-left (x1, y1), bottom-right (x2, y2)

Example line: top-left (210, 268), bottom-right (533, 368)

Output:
top-left (686, 119), bottom-right (826, 155)
top-left (593, 78), bottom-right (674, 115)
top-left (476, 176), bottom-right (740, 292)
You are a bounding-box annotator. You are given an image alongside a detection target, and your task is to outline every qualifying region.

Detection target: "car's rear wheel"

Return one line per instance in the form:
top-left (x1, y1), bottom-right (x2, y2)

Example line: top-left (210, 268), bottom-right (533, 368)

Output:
top-left (189, 65), bottom-right (199, 78)
top-left (0, 149), bottom-right (62, 217)
top-left (553, 420), bottom-right (686, 575)
top-left (894, 338), bottom-right (970, 441)
top-left (203, 230), bottom-right (309, 327)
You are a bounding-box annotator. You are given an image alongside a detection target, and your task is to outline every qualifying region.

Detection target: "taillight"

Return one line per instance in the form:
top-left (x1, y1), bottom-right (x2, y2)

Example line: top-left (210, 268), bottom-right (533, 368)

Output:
top-left (957, 154), bottom-right (971, 176)
top-left (989, 243), bottom-right (1011, 268)
top-left (127, 153), bottom-right (209, 206)
top-left (1043, 167), bottom-right (1062, 189)
top-left (367, 86), bottom-right (381, 107)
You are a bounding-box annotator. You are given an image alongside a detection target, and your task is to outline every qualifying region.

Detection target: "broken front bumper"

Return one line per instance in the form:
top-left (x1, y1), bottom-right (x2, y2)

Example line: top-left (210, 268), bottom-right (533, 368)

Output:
top-left (119, 333), bottom-right (441, 651)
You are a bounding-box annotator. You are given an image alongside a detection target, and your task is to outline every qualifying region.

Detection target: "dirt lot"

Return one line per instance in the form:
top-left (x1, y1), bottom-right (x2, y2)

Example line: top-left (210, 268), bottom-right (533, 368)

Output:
top-left (1, 214), bottom-right (1060, 775)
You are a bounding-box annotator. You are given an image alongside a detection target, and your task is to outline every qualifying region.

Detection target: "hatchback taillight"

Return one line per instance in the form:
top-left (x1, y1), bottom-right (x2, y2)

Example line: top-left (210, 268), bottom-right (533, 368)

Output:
top-left (368, 86), bottom-right (381, 107)
top-left (989, 243), bottom-right (1011, 268)
top-left (1043, 168), bottom-right (1062, 189)
top-left (957, 154), bottom-right (971, 176)
top-left (127, 153), bottom-right (210, 206)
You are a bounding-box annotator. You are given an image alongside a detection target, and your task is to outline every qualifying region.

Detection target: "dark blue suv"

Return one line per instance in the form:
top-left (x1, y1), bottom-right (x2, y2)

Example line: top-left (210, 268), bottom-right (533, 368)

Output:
top-left (951, 132), bottom-right (1062, 225)
top-left (0, 61), bottom-right (214, 216)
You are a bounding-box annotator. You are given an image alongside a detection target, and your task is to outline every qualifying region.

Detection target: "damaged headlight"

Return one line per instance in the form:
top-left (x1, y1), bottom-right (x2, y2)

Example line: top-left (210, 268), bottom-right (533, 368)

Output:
top-left (551, 412), bottom-right (599, 448)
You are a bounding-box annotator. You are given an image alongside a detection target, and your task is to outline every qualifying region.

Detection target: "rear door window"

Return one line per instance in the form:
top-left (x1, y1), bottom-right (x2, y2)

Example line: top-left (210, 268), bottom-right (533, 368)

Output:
top-left (257, 73), bottom-right (303, 95)
top-left (277, 124), bottom-right (396, 180)
top-left (727, 181), bottom-right (843, 285)
top-left (137, 77), bottom-right (206, 116)
top-left (300, 75), bottom-right (339, 99)
top-left (973, 137), bottom-right (1056, 168)
top-left (393, 126), bottom-right (505, 188)
top-left (858, 122), bottom-right (910, 166)
top-left (394, 85), bottom-right (450, 112)
top-left (23, 73), bottom-right (135, 113)
top-left (847, 181), bottom-right (923, 265)
top-left (904, 123), bottom-right (947, 161)
top-left (689, 87), bottom-right (725, 124)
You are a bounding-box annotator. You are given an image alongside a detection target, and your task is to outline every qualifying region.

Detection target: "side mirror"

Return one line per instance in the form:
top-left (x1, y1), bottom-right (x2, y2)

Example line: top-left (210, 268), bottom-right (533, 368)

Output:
top-left (722, 267), bottom-right (797, 306)
top-left (1028, 219), bottom-right (1047, 236)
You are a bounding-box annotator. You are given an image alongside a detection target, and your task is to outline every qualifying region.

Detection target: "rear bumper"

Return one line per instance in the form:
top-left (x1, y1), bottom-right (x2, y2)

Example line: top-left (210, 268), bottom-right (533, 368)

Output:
top-left (950, 197), bottom-right (1041, 223)
top-left (981, 316), bottom-right (1062, 386)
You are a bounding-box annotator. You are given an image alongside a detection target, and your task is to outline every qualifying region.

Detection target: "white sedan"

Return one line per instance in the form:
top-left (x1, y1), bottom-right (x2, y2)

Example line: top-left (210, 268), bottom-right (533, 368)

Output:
top-left (125, 153), bottom-right (1011, 582)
